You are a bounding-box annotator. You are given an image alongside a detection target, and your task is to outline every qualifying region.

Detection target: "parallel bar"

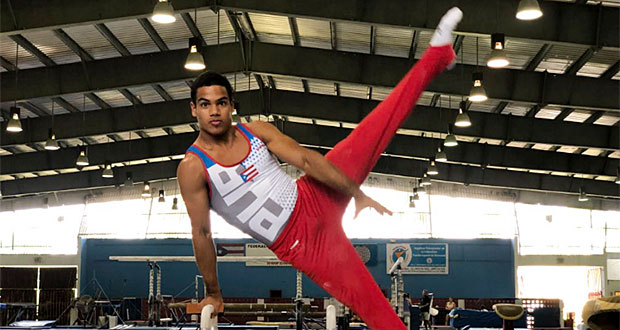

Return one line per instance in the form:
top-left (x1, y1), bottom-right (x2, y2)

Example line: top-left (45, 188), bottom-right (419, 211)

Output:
top-left (1, 90), bottom-right (618, 151)
top-left (109, 256), bottom-right (280, 262)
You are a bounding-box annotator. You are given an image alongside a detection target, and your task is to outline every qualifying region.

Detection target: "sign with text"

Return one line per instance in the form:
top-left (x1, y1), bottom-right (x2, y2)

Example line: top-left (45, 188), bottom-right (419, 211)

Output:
top-left (386, 243), bottom-right (448, 274)
top-left (245, 243), bottom-right (289, 267)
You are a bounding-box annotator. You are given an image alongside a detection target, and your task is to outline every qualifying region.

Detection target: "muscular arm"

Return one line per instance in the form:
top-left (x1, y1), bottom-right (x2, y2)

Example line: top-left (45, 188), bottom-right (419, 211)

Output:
top-left (249, 121), bottom-right (362, 196)
top-left (177, 156), bottom-right (221, 298)
top-left (247, 121), bottom-right (391, 216)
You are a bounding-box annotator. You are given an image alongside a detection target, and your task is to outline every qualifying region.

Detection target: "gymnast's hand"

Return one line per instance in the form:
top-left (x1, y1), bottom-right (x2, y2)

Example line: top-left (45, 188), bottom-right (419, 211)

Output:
top-left (353, 191), bottom-right (393, 218)
top-left (200, 294), bottom-right (224, 318)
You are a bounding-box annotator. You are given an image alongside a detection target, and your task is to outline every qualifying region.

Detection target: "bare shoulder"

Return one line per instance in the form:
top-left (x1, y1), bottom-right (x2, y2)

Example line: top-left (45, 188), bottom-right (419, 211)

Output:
top-left (245, 121), bottom-right (279, 141)
top-left (177, 153), bottom-right (205, 184)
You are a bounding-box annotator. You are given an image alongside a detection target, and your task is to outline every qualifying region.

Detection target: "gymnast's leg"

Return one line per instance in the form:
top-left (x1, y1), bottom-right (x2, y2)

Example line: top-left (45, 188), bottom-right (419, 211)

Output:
top-left (276, 8), bottom-right (464, 330)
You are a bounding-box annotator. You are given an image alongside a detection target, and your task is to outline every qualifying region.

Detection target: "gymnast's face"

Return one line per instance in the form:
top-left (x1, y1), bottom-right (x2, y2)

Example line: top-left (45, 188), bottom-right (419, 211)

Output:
top-left (191, 85), bottom-right (234, 137)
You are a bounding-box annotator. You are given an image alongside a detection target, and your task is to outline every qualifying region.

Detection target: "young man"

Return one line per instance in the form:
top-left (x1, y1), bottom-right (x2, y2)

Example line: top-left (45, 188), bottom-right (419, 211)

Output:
top-left (177, 7), bottom-right (463, 330)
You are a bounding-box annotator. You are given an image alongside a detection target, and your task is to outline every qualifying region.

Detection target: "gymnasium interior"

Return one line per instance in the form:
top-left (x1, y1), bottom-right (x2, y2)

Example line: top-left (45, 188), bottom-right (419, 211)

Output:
top-left (0, 0), bottom-right (619, 329)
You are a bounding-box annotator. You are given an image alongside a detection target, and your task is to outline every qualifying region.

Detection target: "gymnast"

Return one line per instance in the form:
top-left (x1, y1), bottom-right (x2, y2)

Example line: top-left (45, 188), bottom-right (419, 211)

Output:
top-left (178, 7), bottom-right (463, 329)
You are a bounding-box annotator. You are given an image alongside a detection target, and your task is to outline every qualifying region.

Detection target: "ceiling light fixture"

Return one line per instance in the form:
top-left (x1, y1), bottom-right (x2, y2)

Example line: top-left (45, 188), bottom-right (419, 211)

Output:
top-left (45, 129), bottom-right (60, 150)
top-left (102, 164), bottom-right (114, 178)
top-left (487, 33), bottom-right (510, 68)
top-left (184, 37), bottom-right (205, 71)
top-left (436, 147), bottom-right (447, 162)
top-left (428, 160), bottom-right (439, 176)
top-left (76, 147), bottom-right (89, 166)
top-left (455, 100), bottom-right (472, 127)
top-left (6, 107), bottom-right (22, 133)
top-left (152, 0), bottom-right (176, 24)
top-left (578, 187), bottom-right (588, 202)
top-left (142, 182), bottom-right (152, 198)
top-left (516, 0), bottom-right (543, 21)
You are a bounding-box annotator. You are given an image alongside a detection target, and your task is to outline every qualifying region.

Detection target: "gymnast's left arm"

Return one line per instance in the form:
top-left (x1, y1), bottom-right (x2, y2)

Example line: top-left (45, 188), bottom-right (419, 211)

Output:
top-left (246, 121), bottom-right (392, 218)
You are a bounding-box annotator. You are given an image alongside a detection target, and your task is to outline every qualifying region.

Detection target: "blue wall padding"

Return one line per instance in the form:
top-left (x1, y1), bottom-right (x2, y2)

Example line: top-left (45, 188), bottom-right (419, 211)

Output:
top-left (80, 238), bottom-right (515, 299)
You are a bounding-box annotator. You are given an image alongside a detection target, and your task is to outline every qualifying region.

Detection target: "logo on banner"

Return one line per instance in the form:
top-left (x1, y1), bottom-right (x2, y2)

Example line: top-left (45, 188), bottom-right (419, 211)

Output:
top-left (390, 245), bottom-right (412, 266)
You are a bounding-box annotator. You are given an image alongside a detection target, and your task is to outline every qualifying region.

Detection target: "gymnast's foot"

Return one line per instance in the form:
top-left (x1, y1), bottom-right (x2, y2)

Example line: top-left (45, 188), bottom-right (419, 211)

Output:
top-left (430, 7), bottom-right (463, 69)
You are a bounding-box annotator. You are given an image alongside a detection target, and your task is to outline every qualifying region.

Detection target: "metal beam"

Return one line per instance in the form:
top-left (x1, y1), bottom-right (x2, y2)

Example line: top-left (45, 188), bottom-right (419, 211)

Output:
top-left (181, 12), bottom-right (207, 47)
top-left (369, 26), bottom-right (376, 55)
top-left (329, 22), bottom-right (337, 50)
top-left (493, 101), bottom-right (509, 114)
top-left (51, 96), bottom-right (80, 113)
top-left (94, 23), bottom-right (131, 56)
top-left (1, 90), bottom-right (617, 152)
top-left (564, 47), bottom-right (597, 76)
top-left (409, 30), bottom-right (419, 59)
top-left (2, 42), bottom-right (618, 111)
top-left (118, 88), bottom-right (142, 105)
top-left (242, 12), bottom-right (257, 41)
top-left (554, 108), bottom-right (574, 121)
top-left (289, 17), bottom-right (300, 47)
top-left (524, 44), bottom-right (553, 71)
top-left (600, 60), bottom-right (620, 80)
top-left (85, 92), bottom-right (111, 109)
top-left (0, 56), bottom-right (16, 71)
top-left (152, 84), bottom-right (173, 102)
top-left (17, 101), bottom-right (50, 117)
top-left (429, 94), bottom-right (441, 107)
top-left (583, 111), bottom-right (605, 124)
top-left (452, 35), bottom-right (465, 55)
top-left (53, 28), bottom-right (94, 61)
top-left (137, 18), bottom-right (168, 51)
top-left (9, 34), bottom-right (55, 66)
top-left (2, 0), bottom-right (618, 48)
top-left (1, 131), bottom-right (618, 198)
top-left (2, 122), bottom-right (616, 178)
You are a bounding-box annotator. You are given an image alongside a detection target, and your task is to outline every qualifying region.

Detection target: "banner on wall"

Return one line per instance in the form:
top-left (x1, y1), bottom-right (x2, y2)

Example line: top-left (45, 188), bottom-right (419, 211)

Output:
top-left (386, 243), bottom-right (449, 274)
top-left (245, 243), bottom-right (290, 267)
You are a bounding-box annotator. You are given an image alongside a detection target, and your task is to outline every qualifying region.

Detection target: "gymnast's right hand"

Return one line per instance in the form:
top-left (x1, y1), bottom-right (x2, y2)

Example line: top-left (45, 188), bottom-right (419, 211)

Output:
top-left (353, 191), bottom-right (393, 218)
top-left (200, 294), bottom-right (224, 318)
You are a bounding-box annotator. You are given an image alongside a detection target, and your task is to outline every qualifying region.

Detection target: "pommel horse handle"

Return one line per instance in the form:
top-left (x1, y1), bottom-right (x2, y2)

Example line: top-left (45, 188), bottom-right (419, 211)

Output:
top-left (326, 305), bottom-right (337, 330)
top-left (200, 304), bottom-right (218, 330)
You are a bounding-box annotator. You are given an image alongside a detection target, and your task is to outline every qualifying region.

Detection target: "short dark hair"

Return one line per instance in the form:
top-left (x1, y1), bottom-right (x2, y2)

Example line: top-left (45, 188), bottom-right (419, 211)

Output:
top-left (190, 72), bottom-right (234, 104)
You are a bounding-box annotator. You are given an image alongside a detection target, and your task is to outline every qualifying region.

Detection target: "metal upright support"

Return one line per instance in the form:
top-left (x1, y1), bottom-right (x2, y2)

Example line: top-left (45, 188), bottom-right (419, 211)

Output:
top-left (295, 270), bottom-right (303, 330)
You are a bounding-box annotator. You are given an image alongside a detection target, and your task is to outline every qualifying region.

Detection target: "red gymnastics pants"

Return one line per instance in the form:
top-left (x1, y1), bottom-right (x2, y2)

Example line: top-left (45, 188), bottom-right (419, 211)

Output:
top-left (269, 45), bottom-right (455, 330)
